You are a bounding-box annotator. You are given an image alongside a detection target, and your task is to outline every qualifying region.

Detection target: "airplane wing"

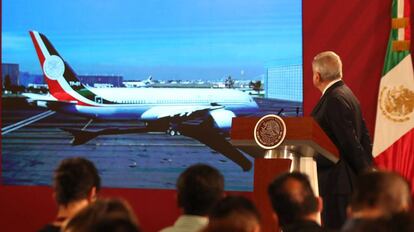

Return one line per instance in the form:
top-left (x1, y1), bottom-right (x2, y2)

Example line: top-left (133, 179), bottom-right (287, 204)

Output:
top-left (64, 124), bottom-right (252, 171)
top-left (178, 121), bottom-right (252, 171)
top-left (64, 105), bottom-right (252, 171)
top-left (145, 104), bottom-right (252, 171)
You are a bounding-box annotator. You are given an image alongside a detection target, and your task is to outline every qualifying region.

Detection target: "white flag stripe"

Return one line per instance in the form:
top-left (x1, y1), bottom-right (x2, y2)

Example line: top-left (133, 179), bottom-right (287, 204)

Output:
top-left (398, 0), bottom-right (404, 17)
top-left (398, 28), bottom-right (405, 41)
top-left (398, 0), bottom-right (405, 40)
top-left (373, 54), bottom-right (414, 156)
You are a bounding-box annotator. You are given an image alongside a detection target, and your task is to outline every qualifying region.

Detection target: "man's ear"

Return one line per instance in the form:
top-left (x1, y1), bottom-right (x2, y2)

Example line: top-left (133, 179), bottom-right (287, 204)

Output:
top-left (315, 72), bottom-right (322, 84)
top-left (252, 223), bottom-right (261, 232)
top-left (346, 205), bottom-right (353, 218)
top-left (316, 196), bottom-right (323, 213)
top-left (272, 212), bottom-right (279, 223)
top-left (88, 187), bottom-right (97, 202)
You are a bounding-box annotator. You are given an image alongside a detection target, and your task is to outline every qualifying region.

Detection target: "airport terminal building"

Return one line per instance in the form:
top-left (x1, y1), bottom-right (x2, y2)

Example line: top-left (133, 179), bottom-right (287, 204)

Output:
top-left (2, 63), bottom-right (20, 87)
top-left (78, 74), bottom-right (124, 87)
top-left (265, 63), bottom-right (302, 102)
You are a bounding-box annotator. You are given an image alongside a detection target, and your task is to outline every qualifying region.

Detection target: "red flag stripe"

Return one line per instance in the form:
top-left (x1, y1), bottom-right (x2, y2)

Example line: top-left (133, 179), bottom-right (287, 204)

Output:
top-left (404, 0), bottom-right (411, 41)
top-left (375, 128), bottom-right (414, 194)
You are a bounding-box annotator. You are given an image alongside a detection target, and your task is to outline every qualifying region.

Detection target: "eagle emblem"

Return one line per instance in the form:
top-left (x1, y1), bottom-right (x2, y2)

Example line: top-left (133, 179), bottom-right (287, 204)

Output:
top-left (379, 85), bottom-right (414, 122)
top-left (254, 115), bottom-right (286, 149)
top-left (43, 55), bottom-right (65, 80)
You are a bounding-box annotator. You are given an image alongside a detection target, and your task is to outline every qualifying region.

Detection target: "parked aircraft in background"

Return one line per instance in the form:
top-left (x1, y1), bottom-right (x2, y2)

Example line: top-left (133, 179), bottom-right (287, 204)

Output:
top-left (24, 31), bottom-right (260, 171)
top-left (123, 76), bottom-right (153, 88)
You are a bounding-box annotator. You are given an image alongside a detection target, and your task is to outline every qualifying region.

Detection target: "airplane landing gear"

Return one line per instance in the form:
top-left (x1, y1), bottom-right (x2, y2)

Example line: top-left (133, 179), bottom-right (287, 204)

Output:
top-left (167, 127), bottom-right (181, 136)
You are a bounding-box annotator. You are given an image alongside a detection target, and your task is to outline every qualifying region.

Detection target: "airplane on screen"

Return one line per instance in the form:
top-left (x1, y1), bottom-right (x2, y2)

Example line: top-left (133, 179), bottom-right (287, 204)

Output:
top-left (24, 31), bottom-right (259, 171)
top-left (123, 76), bottom-right (153, 88)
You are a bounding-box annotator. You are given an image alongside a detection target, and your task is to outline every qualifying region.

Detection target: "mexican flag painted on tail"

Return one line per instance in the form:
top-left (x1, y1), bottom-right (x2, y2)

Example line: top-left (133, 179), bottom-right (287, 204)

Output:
top-left (373, 0), bottom-right (414, 193)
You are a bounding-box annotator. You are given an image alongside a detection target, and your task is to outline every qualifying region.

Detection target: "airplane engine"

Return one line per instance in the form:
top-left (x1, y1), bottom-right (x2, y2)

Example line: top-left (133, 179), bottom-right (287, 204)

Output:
top-left (209, 109), bottom-right (236, 130)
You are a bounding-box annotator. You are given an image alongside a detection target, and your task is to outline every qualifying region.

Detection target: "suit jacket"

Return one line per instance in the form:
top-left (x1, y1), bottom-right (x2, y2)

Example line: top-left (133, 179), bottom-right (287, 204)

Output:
top-left (283, 220), bottom-right (330, 232)
top-left (311, 80), bottom-right (373, 195)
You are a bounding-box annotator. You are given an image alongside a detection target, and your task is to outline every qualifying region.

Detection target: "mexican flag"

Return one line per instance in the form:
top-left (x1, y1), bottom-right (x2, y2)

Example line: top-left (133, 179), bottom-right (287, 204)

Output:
top-left (373, 0), bottom-right (414, 193)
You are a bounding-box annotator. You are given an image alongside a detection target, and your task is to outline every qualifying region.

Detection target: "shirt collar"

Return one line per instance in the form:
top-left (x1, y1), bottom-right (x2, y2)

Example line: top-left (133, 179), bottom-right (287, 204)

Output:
top-left (174, 215), bottom-right (209, 227)
top-left (322, 79), bottom-right (342, 96)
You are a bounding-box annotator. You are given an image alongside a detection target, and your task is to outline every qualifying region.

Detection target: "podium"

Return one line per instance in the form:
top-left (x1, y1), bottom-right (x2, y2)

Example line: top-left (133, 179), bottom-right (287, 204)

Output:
top-left (231, 116), bottom-right (339, 232)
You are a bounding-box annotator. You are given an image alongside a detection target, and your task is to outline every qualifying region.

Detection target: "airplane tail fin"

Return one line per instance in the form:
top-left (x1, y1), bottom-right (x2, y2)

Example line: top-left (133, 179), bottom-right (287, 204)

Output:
top-left (29, 31), bottom-right (81, 101)
top-left (29, 31), bottom-right (104, 106)
top-left (145, 75), bottom-right (153, 85)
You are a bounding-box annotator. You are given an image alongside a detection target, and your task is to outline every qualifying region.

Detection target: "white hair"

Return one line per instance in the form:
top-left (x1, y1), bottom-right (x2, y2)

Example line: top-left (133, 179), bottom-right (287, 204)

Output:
top-left (312, 51), bottom-right (343, 81)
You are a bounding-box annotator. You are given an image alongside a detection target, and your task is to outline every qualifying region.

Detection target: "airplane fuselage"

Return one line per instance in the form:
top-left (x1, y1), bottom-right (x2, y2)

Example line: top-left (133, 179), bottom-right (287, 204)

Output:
top-left (57, 87), bottom-right (258, 122)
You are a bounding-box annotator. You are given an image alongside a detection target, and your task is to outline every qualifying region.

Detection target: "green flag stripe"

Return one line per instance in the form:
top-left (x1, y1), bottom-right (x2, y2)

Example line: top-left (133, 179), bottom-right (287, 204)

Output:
top-left (392, 0), bottom-right (398, 18)
top-left (382, 0), bottom-right (410, 76)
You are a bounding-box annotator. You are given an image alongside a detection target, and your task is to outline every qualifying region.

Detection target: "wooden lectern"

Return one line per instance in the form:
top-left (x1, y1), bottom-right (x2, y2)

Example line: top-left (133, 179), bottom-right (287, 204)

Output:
top-left (231, 116), bottom-right (339, 232)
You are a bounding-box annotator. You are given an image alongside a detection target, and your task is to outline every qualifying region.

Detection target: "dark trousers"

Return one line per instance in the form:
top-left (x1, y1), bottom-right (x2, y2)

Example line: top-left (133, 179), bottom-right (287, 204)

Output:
top-left (321, 194), bottom-right (349, 230)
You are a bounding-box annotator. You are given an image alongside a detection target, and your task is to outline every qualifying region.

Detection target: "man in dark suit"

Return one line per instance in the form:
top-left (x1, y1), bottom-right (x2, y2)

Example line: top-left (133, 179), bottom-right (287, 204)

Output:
top-left (310, 51), bottom-right (373, 230)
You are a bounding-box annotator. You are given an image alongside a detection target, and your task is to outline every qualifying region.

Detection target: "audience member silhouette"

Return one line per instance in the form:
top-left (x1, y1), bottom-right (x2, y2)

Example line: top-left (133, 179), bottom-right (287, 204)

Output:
top-left (202, 195), bottom-right (261, 232)
top-left (341, 212), bottom-right (414, 232)
top-left (160, 164), bottom-right (224, 232)
top-left (63, 198), bottom-right (140, 232)
top-left (38, 157), bottom-right (101, 232)
top-left (268, 172), bottom-right (327, 232)
top-left (342, 170), bottom-right (411, 231)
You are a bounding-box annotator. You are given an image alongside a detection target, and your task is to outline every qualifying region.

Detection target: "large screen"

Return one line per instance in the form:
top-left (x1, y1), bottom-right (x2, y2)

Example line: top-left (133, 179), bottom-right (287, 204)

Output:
top-left (2, 0), bottom-right (302, 190)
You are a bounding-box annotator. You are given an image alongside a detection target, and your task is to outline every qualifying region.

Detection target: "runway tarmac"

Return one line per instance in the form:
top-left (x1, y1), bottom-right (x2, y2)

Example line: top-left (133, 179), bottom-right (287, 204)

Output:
top-left (1, 97), bottom-right (301, 191)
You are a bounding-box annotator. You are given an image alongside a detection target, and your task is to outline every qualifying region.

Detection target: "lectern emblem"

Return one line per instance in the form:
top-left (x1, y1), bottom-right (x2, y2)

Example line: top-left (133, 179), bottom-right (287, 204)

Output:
top-left (254, 114), bottom-right (286, 149)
